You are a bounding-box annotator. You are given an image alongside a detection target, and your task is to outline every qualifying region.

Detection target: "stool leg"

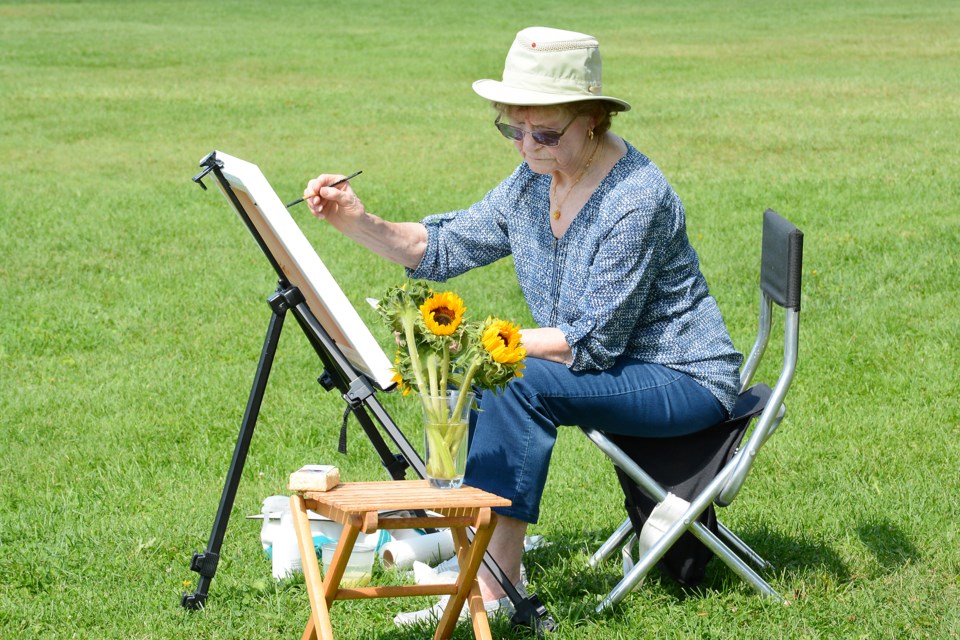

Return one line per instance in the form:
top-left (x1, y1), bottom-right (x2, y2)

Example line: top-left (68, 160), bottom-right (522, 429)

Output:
top-left (322, 523), bottom-right (361, 605)
top-left (290, 495), bottom-right (334, 640)
top-left (465, 585), bottom-right (490, 640)
top-left (435, 515), bottom-right (497, 640)
top-left (300, 617), bottom-right (317, 640)
top-left (454, 526), bottom-right (495, 640)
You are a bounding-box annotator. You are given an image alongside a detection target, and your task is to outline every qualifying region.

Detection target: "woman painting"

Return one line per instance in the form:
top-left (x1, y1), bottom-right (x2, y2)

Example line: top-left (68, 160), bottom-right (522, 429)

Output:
top-left (302, 26), bottom-right (742, 623)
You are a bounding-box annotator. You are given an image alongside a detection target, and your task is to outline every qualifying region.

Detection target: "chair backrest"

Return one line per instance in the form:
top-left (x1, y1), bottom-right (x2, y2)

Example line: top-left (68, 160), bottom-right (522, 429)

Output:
top-left (717, 209), bottom-right (803, 506)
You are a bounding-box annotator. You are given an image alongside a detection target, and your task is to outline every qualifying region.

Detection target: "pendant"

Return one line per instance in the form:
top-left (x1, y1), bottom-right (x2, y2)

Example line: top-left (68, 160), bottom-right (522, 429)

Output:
top-left (551, 209), bottom-right (561, 220)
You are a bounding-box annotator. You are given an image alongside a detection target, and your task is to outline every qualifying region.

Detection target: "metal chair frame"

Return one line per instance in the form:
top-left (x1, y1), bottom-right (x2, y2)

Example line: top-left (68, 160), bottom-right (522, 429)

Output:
top-left (582, 209), bottom-right (803, 612)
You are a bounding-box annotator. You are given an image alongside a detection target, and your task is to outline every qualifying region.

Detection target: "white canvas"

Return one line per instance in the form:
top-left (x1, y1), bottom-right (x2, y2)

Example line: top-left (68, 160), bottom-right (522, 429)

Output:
top-left (211, 151), bottom-right (395, 390)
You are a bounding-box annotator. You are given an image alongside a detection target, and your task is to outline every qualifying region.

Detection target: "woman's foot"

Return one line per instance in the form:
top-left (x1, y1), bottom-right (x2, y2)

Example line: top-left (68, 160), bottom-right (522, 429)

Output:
top-left (392, 570), bottom-right (527, 628)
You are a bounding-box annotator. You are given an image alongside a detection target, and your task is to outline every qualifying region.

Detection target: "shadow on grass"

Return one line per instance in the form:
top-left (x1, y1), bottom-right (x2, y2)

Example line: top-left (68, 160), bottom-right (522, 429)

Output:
top-left (365, 618), bottom-right (523, 640)
top-left (517, 524), bottom-right (852, 612)
top-left (200, 520), bottom-right (887, 638)
top-left (724, 524), bottom-right (851, 583)
top-left (855, 517), bottom-right (920, 573)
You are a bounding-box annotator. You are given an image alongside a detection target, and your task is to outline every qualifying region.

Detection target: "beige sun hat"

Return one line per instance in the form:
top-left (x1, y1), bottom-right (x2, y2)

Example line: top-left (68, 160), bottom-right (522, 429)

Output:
top-left (473, 26), bottom-right (631, 112)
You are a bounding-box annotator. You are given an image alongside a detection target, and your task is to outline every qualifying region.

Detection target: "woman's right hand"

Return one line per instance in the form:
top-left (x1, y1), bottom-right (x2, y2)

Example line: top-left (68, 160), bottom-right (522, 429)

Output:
top-left (301, 173), bottom-right (428, 270)
top-left (303, 174), bottom-right (365, 231)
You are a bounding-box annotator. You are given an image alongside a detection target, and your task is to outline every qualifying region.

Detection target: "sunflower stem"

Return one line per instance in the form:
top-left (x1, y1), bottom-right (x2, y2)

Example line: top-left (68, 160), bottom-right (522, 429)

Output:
top-left (446, 422), bottom-right (467, 458)
top-left (425, 422), bottom-right (457, 478)
top-left (451, 360), bottom-right (481, 419)
top-left (401, 310), bottom-right (427, 396)
top-left (440, 342), bottom-right (450, 395)
top-left (426, 353), bottom-right (440, 399)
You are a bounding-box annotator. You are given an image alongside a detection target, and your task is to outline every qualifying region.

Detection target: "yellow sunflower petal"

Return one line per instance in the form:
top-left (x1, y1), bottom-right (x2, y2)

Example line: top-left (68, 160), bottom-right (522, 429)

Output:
top-left (420, 292), bottom-right (466, 336)
top-left (481, 320), bottom-right (526, 364)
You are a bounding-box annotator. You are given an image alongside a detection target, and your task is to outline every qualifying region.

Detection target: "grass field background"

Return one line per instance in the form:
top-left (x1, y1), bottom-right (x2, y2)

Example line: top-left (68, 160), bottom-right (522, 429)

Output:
top-left (1, 1), bottom-right (958, 638)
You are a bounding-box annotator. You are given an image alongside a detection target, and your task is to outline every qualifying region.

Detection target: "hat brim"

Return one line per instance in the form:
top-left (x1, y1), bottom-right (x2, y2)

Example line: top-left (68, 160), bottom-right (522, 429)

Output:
top-left (472, 79), bottom-right (631, 112)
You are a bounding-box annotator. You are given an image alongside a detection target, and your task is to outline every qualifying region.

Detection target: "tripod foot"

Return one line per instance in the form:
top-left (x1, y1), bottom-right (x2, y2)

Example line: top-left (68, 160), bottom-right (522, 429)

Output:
top-left (181, 591), bottom-right (207, 610)
top-left (511, 594), bottom-right (558, 633)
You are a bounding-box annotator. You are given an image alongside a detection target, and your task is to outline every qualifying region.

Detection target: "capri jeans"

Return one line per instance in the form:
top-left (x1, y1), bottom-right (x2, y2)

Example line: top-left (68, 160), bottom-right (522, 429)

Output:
top-left (463, 356), bottom-right (727, 524)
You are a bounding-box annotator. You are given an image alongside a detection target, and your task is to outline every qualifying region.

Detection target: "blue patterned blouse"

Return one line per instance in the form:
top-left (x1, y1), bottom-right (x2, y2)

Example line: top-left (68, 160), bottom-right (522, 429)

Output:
top-left (408, 142), bottom-right (742, 413)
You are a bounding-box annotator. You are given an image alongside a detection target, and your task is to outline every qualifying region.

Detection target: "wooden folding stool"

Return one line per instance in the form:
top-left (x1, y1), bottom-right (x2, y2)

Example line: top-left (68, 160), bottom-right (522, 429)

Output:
top-left (289, 480), bottom-right (511, 640)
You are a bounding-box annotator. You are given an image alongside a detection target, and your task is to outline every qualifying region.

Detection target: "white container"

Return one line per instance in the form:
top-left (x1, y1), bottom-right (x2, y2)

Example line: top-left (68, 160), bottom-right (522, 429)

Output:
top-left (254, 496), bottom-right (393, 577)
top-left (271, 511), bottom-right (302, 579)
top-left (322, 543), bottom-right (375, 587)
top-left (256, 496), bottom-right (345, 550)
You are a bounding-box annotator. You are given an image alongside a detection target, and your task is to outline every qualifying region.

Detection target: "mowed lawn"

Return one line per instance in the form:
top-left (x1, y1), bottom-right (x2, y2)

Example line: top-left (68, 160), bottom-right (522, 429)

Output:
top-left (1, 1), bottom-right (957, 638)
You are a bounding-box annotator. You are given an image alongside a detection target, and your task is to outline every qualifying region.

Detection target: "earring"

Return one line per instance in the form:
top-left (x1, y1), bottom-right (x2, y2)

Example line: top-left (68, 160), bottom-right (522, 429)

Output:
top-left (588, 129), bottom-right (595, 140)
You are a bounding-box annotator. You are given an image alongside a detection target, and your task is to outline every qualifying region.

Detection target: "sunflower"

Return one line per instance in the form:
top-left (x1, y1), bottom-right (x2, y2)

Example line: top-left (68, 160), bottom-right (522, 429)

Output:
top-left (379, 280), bottom-right (528, 483)
top-left (420, 292), bottom-right (466, 336)
top-left (481, 319), bottom-right (526, 364)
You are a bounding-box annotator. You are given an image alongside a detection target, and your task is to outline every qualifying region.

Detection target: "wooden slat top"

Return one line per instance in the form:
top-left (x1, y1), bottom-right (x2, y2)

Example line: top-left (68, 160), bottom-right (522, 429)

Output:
top-left (299, 480), bottom-right (511, 513)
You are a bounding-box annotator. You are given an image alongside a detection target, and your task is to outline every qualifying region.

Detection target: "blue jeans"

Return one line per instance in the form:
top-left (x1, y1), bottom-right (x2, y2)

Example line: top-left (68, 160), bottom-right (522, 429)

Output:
top-left (464, 357), bottom-right (726, 524)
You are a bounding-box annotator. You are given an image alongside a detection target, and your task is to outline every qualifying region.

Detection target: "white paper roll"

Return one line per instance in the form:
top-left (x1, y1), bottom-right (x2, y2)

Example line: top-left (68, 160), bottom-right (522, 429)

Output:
top-left (379, 530), bottom-right (455, 569)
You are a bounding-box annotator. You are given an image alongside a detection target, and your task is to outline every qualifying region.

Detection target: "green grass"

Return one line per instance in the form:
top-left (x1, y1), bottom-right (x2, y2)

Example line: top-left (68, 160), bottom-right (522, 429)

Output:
top-left (1, 1), bottom-right (958, 638)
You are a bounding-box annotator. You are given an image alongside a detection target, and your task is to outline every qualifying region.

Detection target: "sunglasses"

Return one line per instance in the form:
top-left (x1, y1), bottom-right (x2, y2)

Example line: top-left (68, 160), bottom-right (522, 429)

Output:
top-left (494, 114), bottom-right (579, 147)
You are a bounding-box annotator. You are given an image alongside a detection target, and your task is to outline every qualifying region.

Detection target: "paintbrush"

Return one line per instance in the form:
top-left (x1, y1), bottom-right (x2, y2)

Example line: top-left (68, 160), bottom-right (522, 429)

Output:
top-left (286, 170), bottom-right (362, 208)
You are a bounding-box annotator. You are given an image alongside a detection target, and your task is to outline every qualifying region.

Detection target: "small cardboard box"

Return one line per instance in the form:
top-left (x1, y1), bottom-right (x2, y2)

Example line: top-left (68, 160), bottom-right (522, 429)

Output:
top-left (288, 465), bottom-right (341, 492)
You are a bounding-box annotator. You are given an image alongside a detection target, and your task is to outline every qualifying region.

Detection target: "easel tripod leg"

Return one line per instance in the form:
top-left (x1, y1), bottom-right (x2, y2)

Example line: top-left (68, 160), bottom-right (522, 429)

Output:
top-left (182, 305), bottom-right (286, 609)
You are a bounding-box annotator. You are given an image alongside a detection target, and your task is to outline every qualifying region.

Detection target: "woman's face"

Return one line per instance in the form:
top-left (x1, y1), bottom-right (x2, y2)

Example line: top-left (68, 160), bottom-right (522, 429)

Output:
top-left (500, 106), bottom-right (596, 177)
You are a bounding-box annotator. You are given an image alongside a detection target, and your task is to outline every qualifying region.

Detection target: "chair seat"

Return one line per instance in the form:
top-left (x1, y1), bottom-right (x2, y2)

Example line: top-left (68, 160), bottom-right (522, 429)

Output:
top-left (607, 384), bottom-right (771, 585)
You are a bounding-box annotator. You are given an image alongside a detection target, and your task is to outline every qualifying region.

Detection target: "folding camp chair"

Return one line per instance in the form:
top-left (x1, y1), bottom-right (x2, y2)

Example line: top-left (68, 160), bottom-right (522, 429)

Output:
top-left (581, 208), bottom-right (803, 611)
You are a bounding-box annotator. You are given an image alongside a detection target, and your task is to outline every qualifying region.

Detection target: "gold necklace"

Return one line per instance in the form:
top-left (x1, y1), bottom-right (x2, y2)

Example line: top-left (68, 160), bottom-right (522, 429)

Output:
top-left (551, 140), bottom-right (601, 221)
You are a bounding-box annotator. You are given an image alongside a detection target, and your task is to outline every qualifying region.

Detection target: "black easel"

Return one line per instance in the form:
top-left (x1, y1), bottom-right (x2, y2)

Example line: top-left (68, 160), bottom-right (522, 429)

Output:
top-left (182, 152), bottom-right (555, 632)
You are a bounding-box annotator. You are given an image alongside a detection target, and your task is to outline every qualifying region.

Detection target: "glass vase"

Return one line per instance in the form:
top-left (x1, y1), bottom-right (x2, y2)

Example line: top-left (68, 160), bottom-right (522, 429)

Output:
top-left (420, 390), bottom-right (474, 489)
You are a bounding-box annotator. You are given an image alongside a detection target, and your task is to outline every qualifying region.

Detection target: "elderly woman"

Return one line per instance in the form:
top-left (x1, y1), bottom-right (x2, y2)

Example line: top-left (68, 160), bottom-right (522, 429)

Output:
top-left (303, 26), bottom-right (742, 622)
